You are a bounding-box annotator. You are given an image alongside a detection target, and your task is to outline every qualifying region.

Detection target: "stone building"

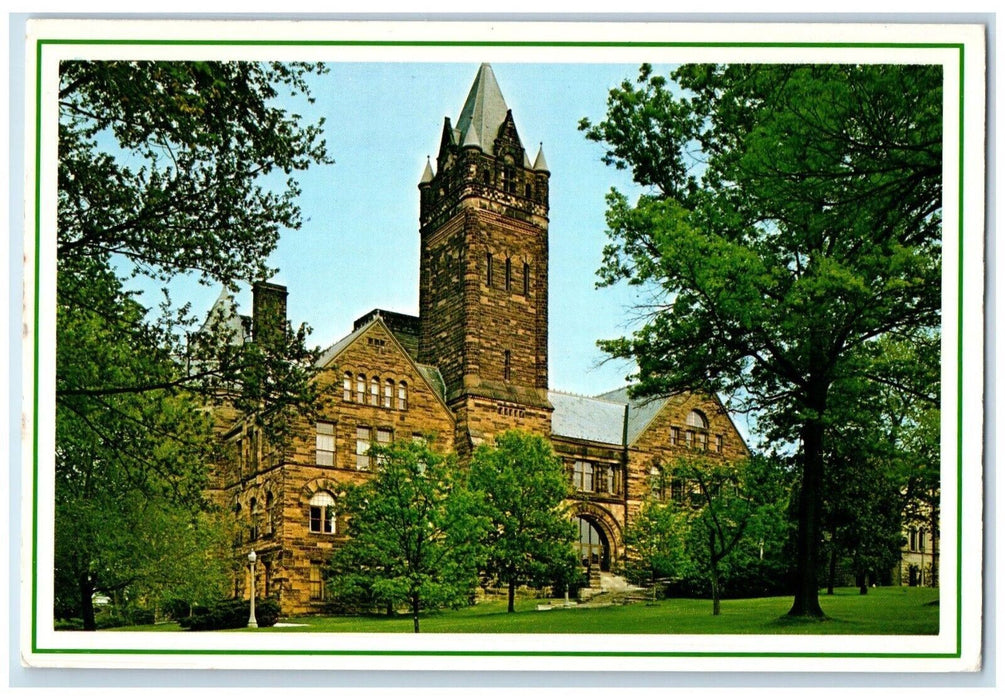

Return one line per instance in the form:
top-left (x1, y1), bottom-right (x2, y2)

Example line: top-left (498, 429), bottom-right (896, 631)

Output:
top-left (208, 64), bottom-right (749, 615)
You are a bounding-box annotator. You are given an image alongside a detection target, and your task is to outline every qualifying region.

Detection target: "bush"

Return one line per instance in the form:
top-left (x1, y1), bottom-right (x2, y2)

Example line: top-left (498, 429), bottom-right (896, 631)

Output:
top-left (180, 598), bottom-right (279, 631)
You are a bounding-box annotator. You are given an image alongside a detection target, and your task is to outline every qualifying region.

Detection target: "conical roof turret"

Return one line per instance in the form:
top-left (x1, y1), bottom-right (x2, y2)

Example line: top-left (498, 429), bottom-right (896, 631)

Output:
top-left (533, 143), bottom-right (549, 172)
top-left (419, 157), bottom-right (434, 184)
top-left (455, 63), bottom-right (522, 155)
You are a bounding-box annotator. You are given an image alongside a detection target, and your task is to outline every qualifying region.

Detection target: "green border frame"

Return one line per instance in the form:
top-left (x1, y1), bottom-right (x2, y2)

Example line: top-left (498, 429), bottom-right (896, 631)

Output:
top-left (29, 36), bottom-right (969, 662)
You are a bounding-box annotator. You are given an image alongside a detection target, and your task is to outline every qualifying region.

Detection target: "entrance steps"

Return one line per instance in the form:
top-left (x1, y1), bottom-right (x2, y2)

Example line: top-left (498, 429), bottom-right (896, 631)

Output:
top-left (577, 571), bottom-right (646, 606)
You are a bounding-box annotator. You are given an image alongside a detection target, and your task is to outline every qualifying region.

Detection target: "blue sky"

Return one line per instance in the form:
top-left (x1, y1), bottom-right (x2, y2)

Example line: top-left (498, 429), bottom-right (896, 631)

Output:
top-left (179, 61), bottom-right (664, 397)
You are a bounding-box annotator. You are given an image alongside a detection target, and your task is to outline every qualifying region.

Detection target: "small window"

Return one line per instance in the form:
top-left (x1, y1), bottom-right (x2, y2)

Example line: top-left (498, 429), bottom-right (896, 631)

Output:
top-left (369, 377), bottom-right (379, 406)
top-left (669, 426), bottom-right (680, 446)
top-left (696, 432), bottom-right (708, 451)
top-left (715, 435), bottom-right (723, 453)
top-left (503, 350), bottom-right (511, 381)
top-left (524, 183), bottom-right (532, 198)
top-left (685, 430), bottom-right (694, 448)
top-left (309, 491), bottom-right (336, 534)
top-left (397, 381), bottom-right (408, 411)
top-left (356, 427), bottom-right (372, 470)
top-left (671, 478), bottom-right (685, 503)
top-left (523, 262), bottom-right (530, 296)
top-left (356, 374), bottom-right (366, 403)
top-left (383, 379), bottom-right (393, 408)
top-left (918, 529), bottom-right (926, 552)
top-left (316, 422), bottom-right (335, 466)
top-left (486, 253), bottom-right (493, 287)
top-left (505, 258), bottom-right (512, 291)
top-left (343, 372), bottom-right (352, 402)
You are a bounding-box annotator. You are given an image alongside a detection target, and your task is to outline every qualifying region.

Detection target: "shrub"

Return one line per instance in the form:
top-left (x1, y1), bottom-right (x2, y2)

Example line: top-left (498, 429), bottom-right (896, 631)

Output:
top-left (180, 598), bottom-right (279, 631)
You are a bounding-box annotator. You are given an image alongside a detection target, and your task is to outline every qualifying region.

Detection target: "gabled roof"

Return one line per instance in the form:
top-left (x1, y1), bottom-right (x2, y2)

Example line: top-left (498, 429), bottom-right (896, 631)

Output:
top-left (314, 317), bottom-right (451, 409)
top-left (454, 63), bottom-right (522, 156)
top-left (549, 390), bottom-right (627, 446)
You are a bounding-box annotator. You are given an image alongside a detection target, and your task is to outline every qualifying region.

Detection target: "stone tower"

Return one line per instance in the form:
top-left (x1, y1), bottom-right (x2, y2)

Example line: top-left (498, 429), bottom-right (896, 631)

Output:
top-left (418, 64), bottom-right (552, 455)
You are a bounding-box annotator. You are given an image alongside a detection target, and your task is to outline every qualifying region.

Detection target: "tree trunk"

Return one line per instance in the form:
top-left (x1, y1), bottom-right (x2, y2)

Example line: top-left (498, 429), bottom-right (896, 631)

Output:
top-left (787, 401), bottom-right (826, 618)
top-left (412, 592), bottom-right (420, 633)
top-left (857, 572), bottom-right (868, 595)
top-left (508, 579), bottom-right (516, 613)
top-left (711, 565), bottom-right (721, 616)
top-left (827, 547), bottom-right (836, 595)
top-left (79, 572), bottom-right (96, 631)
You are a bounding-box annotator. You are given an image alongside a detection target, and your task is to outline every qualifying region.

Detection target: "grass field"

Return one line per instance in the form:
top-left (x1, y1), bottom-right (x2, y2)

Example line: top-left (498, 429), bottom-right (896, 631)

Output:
top-left (116, 586), bottom-right (939, 635)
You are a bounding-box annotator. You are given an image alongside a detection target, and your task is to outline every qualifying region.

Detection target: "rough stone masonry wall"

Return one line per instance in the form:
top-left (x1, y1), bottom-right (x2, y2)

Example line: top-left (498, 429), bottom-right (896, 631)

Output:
top-left (625, 394), bottom-right (751, 526)
top-left (226, 321), bottom-right (457, 615)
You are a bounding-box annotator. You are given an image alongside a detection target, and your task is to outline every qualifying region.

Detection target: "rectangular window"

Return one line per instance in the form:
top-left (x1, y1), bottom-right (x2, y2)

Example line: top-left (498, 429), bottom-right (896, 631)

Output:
top-left (523, 262), bottom-right (530, 296)
top-left (356, 426), bottom-right (372, 470)
top-left (505, 258), bottom-right (512, 291)
top-left (715, 435), bottom-right (723, 452)
top-left (383, 380), bottom-right (393, 408)
top-left (671, 478), bottom-right (685, 503)
top-left (375, 428), bottom-right (392, 466)
top-left (356, 375), bottom-right (365, 403)
top-left (369, 378), bottom-right (379, 406)
top-left (343, 374), bottom-right (352, 402)
top-left (573, 460), bottom-right (594, 492)
top-left (697, 432), bottom-right (708, 451)
top-left (486, 253), bottom-right (493, 286)
top-left (685, 430), bottom-right (694, 448)
top-left (397, 382), bottom-right (408, 411)
top-left (670, 427), bottom-right (680, 446)
top-left (316, 422), bottom-right (335, 466)
top-left (309, 563), bottom-right (325, 601)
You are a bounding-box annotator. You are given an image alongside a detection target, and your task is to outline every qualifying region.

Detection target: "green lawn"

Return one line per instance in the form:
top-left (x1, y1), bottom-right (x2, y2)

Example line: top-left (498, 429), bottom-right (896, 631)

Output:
top-left (114, 587), bottom-right (939, 635)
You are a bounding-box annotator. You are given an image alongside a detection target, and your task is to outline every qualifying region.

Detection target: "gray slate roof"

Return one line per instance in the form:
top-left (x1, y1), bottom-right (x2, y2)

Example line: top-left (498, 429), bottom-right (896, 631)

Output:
top-left (595, 386), bottom-right (670, 445)
top-left (548, 390), bottom-right (628, 446)
top-left (199, 288), bottom-right (249, 344)
top-left (454, 64), bottom-right (523, 156)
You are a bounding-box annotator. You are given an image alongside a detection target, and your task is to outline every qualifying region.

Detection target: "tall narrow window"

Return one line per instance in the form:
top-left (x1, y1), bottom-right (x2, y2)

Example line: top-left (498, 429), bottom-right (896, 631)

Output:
top-left (671, 478), bottom-right (685, 503)
top-left (486, 253), bottom-right (493, 287)
top-left (397, 381), bottom-right (408, 411)
top-left (316, 421), bottom-right (335, 466)
top-left (356, 374), bottom-right (366, 403)
top-left (309, 562), bottom-right (325, 600)
top-left (369, 377), bottom-right (379, 406)
top-left (670, 427), bottom-right (680, 446)
top-left (356, 427), bottom-right (372, 470)
top-left (505, 258), bottom-right (512, 290)
top-left (375, 428), bottom-right (393, 466)
top-left (685, 430), bottom-right (694, 448)
top-left (503, 350), bottom-right (511, 381)
top-left (383, 379), bottom-right (393, 408)
top-left (523, 262), bottom-right (530, 296)
top-left (715, 435), bottom-right (723, 452)
top-left (343, 372), bottom-right (352, 402)
top-left (265, 492), bottom-right (274, 535)
top-left (573, 460), bottom-right (594, 492)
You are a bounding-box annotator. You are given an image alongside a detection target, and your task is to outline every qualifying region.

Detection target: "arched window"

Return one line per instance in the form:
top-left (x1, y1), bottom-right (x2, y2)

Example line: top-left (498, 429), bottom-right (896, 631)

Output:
top-left (369, 377), bottom-right (380, 406)
top-left (685, 410), bottom-right (709, 430)
top-left (397, 381), bottom-right (408, 411)
top-left (383, 379), bottom-right (394, 408)
top-left (309, 491), bottom-right (337, 534)
top-left (343, 372), bottom-right (352, 402)
top-left (249, 497), bottom-right (258, 541)
top-left (356, 374), bottom-right (366, 403)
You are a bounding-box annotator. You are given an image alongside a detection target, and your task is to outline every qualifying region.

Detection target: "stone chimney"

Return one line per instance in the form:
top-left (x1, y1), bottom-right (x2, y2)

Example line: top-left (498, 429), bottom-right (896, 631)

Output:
top-left (252, 281), bottom-right (288, 348)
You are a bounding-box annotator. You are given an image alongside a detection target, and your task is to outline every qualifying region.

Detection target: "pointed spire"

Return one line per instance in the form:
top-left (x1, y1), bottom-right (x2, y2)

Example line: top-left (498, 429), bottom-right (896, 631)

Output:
top-left (455, 63), bottom-right (520, 156)
top-left (419, 156), bottom-right (434, 184)
top-left (533, 143), bottom-right (549, 173)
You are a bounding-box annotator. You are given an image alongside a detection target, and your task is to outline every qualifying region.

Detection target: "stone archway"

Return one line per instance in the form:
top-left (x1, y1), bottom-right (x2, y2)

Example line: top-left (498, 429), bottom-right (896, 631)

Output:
top-left (571, 504), bottom-right (622, 575)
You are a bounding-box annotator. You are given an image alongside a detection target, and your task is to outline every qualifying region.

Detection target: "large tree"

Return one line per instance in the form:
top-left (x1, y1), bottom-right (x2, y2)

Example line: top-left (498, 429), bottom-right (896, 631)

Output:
top-left (328, 440), bottom-right (487, 633)
top-left (580, 63), bottom-right (942, 617)
top-left (468, 431), bottom-right (579, 612)
top-left (55, 61), bottom-right (330, 626)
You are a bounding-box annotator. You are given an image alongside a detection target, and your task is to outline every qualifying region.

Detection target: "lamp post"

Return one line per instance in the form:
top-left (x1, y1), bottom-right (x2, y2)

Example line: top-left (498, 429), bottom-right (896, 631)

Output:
top-left (247, 550), bottom-right (258, 629)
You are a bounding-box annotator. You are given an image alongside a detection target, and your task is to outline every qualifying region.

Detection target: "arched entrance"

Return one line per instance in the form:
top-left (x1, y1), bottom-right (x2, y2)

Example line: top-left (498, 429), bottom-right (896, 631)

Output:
top-left (576, 515), bottom-right (611, 572)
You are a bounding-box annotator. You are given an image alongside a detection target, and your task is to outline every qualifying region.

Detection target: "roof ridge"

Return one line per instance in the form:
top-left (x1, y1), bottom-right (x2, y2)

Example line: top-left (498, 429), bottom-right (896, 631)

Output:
top-left (550, 388), bottom-right (627, 406)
